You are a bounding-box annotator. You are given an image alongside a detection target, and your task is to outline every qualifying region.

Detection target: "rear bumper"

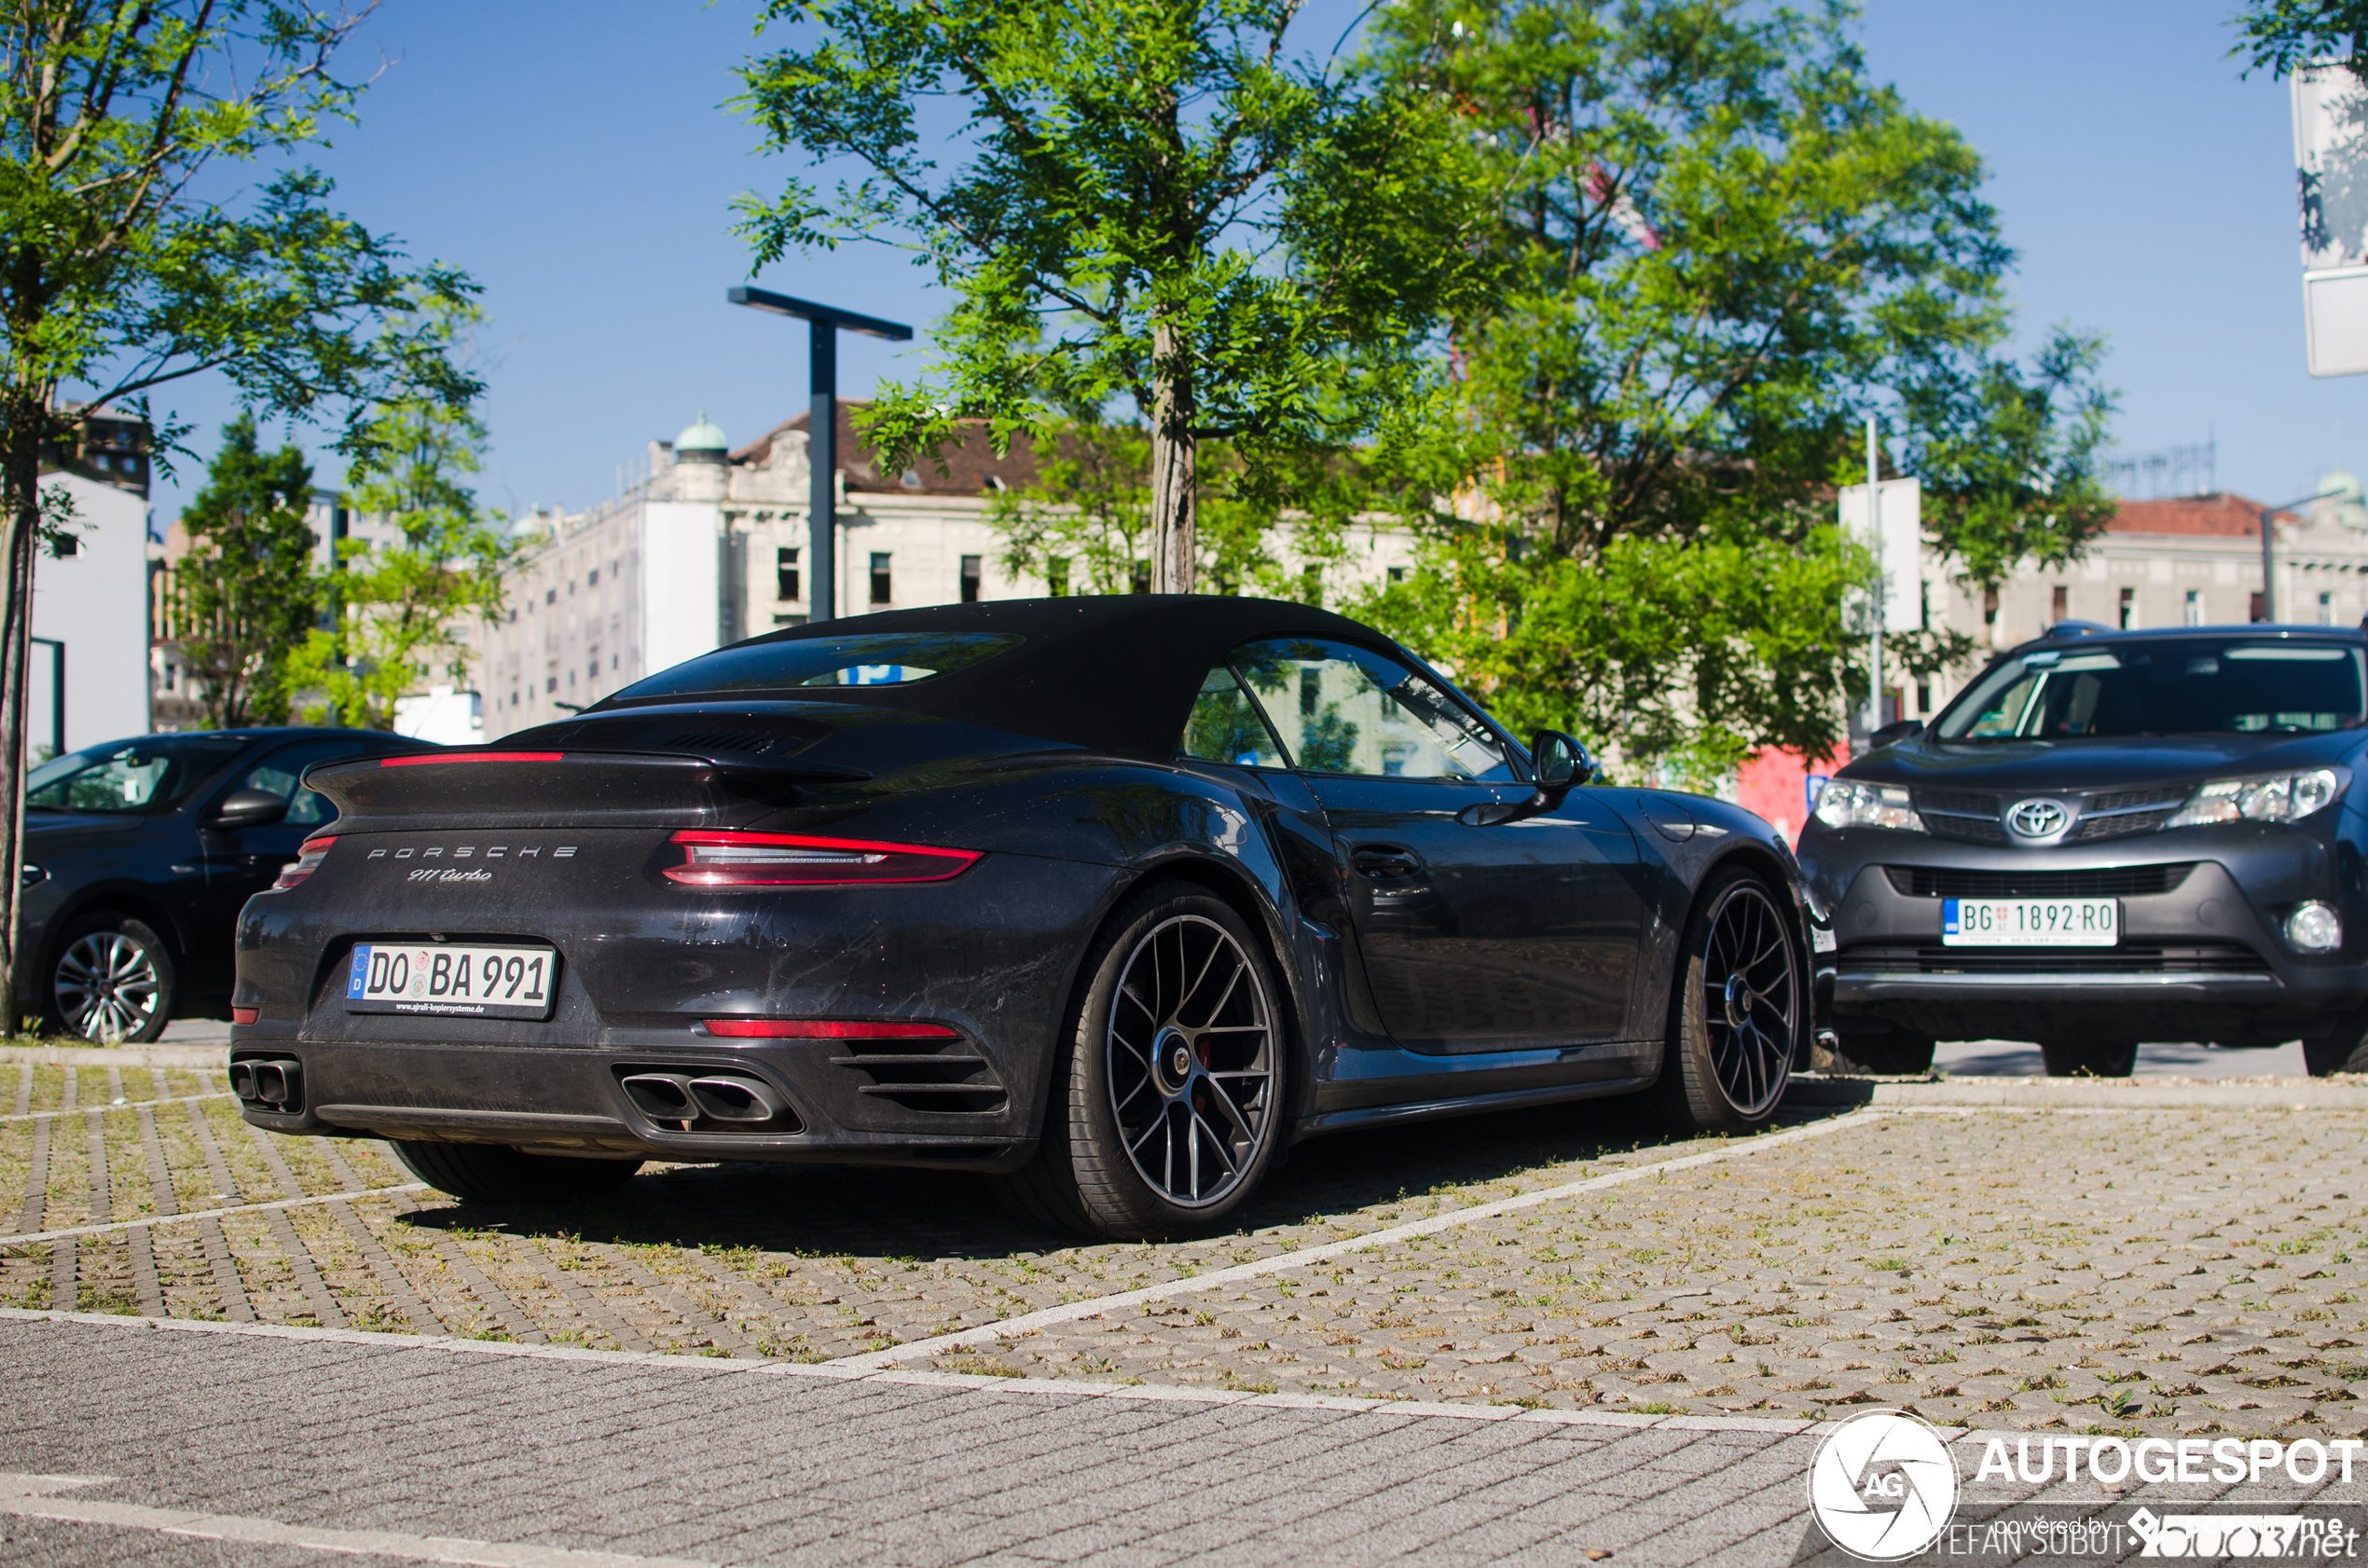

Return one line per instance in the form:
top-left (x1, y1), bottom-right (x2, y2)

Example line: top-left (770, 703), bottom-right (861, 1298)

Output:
top-left (229, 1038), bottom-right (1034, 1170)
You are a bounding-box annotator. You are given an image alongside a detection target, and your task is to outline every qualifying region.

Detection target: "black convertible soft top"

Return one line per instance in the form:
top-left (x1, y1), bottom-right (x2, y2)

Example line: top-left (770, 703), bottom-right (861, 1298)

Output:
top-left (590, 596), bottom-right (1407, 761)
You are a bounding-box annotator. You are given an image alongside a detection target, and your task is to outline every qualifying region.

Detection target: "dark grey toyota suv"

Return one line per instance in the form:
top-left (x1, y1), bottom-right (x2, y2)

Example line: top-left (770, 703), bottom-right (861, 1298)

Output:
top-left (1798, 621), bottom-right (2368, 1077)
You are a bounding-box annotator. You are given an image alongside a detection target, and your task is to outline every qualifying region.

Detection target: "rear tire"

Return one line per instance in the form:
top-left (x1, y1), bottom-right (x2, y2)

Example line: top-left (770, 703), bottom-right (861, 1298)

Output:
top-left (47, 913), bottom-right (175, 1043)
top-left (387, 1141), bottom-right (643, 1204)
top-left (991, 881), bottom-right (1285, 1240)
top-left (2305, 1016), bottom-right (2368, 1077)
top-left (2039, 1038), bottom-right (2138, 1078)
top-left (1648, 865), bottom-right (1801, 1135)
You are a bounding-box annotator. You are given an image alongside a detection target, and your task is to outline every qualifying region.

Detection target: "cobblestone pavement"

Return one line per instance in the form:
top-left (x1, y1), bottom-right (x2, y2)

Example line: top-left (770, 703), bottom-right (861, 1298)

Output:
top-left (3, 1056), bottom-right (2364, 1438)
top-left (4, 1314), bottom-right (2362, 1567)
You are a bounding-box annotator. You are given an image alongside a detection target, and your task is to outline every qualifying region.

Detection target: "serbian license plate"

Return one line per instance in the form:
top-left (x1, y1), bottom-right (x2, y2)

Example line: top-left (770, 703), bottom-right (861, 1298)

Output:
top-left (344, 943), bottom-right (558, 1019)
top-left (1941, 898), bottom-right (2118, 946)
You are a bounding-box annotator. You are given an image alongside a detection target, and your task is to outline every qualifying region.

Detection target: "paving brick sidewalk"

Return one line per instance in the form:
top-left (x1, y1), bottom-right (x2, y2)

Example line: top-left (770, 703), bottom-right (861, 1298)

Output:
top-left (6, 1316), bottom-right (2363, 1567)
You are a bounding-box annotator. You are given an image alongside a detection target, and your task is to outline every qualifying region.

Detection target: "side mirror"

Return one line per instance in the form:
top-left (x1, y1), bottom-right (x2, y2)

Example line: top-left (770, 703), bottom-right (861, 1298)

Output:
top-left (1460, 730), bottom-right (1591, 826)
top-left (1869, 719), bottom-right (1924, 749)
top-left (208, 789), bottom-right (288, 830)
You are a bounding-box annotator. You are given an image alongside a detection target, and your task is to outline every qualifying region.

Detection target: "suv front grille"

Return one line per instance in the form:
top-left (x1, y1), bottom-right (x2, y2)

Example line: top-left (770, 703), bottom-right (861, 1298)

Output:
top-left (1842, 941), bottom-right (2266, 975)
top-left (1882, 863), bottom-right (2196, 899)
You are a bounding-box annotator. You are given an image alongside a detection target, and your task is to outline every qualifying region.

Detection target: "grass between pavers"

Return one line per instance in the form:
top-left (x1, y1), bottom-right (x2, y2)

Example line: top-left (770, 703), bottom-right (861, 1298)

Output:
top-left (7, 1095), bottom-right (2364, 1439)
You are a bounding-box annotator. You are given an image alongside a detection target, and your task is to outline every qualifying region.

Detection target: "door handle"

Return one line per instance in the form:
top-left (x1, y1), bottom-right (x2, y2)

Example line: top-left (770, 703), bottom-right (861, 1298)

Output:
top-left (1351, 846), bottom-right (1423, 879)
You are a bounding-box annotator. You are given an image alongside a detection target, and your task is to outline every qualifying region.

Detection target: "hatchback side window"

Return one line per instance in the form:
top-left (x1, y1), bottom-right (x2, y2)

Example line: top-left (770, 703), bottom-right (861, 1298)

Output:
top-left (231, 741), bottom-right (371, 827)
top-left (1226, 639), bottom-right (1515, 782)
top-left (1178, 667), bottom-right (1288, 768)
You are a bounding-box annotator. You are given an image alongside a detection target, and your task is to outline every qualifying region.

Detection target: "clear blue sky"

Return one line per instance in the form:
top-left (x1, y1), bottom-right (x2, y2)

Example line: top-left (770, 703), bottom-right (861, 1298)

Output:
top-left (143, 0), bottom-right (2361, 529)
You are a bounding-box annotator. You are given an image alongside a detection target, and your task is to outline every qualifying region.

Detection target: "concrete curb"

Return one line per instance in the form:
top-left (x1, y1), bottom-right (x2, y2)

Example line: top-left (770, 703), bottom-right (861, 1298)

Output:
top-left (1783, 1074), bottom-right (2368, 1109)
top-left (0, 1043), bottom-right (225, 1068)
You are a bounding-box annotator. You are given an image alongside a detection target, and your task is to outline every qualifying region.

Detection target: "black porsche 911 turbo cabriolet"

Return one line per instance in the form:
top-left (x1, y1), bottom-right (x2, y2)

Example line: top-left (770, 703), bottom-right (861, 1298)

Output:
top-left (227, 597), bottom-right (1811, 1236)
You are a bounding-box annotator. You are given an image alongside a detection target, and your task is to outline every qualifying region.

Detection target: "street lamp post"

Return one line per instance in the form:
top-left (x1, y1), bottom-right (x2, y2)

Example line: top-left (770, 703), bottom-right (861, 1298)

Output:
top-left (725, 287), bottom-right (914, 624)
top-left (2259, 473), bottom-right (2368, 623)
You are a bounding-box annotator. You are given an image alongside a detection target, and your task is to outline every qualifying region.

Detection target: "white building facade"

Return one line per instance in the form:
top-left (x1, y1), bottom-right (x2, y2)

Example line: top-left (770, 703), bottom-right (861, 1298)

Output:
top-left (36, 417), bottom-right (152, 753)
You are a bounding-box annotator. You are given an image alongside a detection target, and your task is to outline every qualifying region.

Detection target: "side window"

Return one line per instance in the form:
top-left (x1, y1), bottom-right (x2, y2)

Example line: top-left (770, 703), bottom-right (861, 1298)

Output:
top-left (1228, 639), bottom-right (1515, 782)
top-left (232, 741), bottom-right (368, 827)
top-left (1178, 667), bottom-right (1287, 767)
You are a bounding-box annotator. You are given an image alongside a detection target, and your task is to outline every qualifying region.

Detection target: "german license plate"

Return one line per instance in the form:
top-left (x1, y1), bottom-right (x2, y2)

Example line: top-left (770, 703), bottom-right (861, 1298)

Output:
top-left (343, 942), bottom-right (558, 1019)
top-left (1941, 899), bottom-right (2118, 946)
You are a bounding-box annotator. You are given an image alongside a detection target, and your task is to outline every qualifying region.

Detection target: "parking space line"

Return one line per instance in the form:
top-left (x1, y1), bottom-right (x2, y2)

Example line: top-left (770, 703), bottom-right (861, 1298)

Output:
top-left (0, 1470), bottom-right (719, 1567)
top-left (0, 1182), bottom-right (427, 1247)
top-left (833, 1108), bottom-right (1890, 1369)
top-left (0, 1092), bottom-right (235, 1125)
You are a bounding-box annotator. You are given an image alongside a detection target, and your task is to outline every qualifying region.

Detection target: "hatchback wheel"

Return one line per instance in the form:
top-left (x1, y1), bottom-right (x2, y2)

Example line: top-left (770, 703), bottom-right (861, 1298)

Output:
top-left (1649, 866), bottom-right (1800, 1133)
top-left (994, 882), bottom-right (1284, 1239)
top-left (48, 914), bottom-right (174, 1043)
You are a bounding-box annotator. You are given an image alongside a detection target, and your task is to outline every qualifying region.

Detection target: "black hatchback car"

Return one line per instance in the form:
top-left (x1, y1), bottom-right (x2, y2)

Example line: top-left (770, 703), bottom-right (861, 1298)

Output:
top-left (22, 728), bottom-right (431, 1040)
top-left (1799, 621), bottom-right (2368, 1077)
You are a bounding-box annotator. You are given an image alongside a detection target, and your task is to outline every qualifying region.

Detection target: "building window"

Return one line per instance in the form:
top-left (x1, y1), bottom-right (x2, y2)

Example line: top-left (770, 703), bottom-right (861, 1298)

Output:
top-left (545, 588), bottom-right (556, 606)
top-left (2118, 586), bottom-right (2135, 629)
top-left (957, 555), bottom-right (983, 604)
top-left (2248, 591), bottom-right (2265, 624)
top-left (870, 552), bottom-right (892, 605)
top-left (777, 547), bottom-right (800, 602)
top-left (2321, 591), bottom-right (2335, 626)
top-left (545, 676), bottom-right (557, 693)
top-left (2185, 589), bottom-right (2202, 626)
top-left (587, 569), bottom-right (599, 587)
top-left (1387, 567), bottom-right (1407, 584)
top-left (588, 662), bottom-right (599, 681)
top-left (1048, 557), bottom-right (1070, 596)
top-left (511, 691), bottom-right (519, 707)
top-left (2050, 585), bottom-right (2068, 623)
top-left (1914, 681), bottom-right (1930, 713)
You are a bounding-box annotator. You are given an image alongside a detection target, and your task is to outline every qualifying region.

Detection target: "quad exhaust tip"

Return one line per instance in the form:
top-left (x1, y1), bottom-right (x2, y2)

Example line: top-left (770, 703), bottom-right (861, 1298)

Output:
top-left (229, 1057), bottom-right (303, 1111)
top-left (619, 1070), bottom-right (794, 1130)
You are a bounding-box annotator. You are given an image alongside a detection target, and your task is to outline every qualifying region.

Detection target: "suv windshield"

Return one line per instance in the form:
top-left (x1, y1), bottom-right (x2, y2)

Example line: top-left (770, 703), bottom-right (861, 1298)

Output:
top-left (26, 736), bottom-right (246, 815)
top-left (1935, 639), bottom-right (2368, 740)
top-left (608, 631), bottom-right (1024, 702)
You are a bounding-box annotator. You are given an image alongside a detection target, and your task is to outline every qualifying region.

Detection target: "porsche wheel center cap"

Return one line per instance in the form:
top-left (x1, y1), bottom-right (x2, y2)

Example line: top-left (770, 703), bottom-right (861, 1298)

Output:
top-left (1153, 1028), bottom-right (1196, 1094)
top-left (1724, 973), bottom-right (1755, 1028)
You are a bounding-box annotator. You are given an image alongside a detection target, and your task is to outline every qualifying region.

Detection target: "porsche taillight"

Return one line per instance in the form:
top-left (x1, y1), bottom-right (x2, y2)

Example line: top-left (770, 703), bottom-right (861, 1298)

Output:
top-left (664, 830), bottom-right (980, 887)
top-left (269, 836), bottom-right (337, 891)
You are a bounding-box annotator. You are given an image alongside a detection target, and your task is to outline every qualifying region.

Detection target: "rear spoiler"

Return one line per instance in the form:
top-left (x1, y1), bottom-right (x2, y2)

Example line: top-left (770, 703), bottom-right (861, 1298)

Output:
top-left (303, 748), bottom-right (871, 830)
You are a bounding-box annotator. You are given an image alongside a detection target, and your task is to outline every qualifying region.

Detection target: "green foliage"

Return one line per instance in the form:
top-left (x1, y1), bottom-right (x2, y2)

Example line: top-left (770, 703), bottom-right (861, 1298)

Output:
top-left (733, 0), bottom-right (1488, 584)
top-left (1349, 0), bottom-right (2113, 773)
top-left (2233, 0), bottom-right (2368, 78)
top-left (284, 301), bottom-right (518, 731)
top-left (173, 413), bottom-right (318, 728)
top-left (1355, 526), bottom-right (1870, 785)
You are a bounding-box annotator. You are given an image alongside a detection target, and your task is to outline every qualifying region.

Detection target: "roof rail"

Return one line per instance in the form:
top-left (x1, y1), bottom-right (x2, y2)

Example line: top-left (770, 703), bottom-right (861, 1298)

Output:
top-left (2045, 619), bottom-right (2113, 640)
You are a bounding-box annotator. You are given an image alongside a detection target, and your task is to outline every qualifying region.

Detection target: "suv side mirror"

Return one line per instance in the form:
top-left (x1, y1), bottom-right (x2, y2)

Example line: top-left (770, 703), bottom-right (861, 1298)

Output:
top-left (209, 789), bottom-right (288, 830)
top-left (1869, 719), bottom-right (1924, 749)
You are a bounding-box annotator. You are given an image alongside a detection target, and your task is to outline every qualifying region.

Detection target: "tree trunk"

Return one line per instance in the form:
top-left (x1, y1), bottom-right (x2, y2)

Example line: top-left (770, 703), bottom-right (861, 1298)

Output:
top-left (1149, 311), bottom-right (1196, 594)
top-left (0, 412), bottom-right (42, 1039)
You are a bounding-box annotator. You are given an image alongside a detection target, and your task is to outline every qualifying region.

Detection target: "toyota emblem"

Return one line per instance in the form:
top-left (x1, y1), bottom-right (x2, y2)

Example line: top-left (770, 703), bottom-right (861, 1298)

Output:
top-left (2005, 798), bottom-right (2070, 839)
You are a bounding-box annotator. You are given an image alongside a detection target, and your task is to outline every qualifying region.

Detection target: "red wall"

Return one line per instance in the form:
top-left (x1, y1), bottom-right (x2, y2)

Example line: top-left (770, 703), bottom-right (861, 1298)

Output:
top-left (1736, 744), bottom-right (1848, 844)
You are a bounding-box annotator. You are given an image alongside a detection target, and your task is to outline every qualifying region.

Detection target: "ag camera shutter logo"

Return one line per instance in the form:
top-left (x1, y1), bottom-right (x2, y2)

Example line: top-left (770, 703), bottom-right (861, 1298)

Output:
top-left (1807, 1410), bottom-right (1960, 1561)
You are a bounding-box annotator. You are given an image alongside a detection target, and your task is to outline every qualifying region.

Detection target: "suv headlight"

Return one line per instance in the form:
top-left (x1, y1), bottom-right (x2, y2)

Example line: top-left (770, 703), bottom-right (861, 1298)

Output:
top-left (2165, 767), bottom-right (2349, 827)
top-left (1812, 779), bottom-right (1925, 832)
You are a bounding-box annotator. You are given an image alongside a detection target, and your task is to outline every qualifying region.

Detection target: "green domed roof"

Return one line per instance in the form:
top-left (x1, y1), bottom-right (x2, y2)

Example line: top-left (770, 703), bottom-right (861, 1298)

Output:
top-left (676, 410), bottom-right (727, 453)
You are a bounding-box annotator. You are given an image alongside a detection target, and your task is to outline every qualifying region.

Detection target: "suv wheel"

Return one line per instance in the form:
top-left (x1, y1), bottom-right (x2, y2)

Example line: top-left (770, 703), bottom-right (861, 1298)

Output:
top-left (48, 913), bottom-right (175, 1043)
top-left (1815, 1029), bottom-right (1936, 1077)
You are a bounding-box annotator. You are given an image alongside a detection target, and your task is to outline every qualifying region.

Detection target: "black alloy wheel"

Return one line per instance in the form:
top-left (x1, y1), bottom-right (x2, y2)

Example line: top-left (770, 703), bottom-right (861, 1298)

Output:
top-left (993, 882), bottom-right (1284, 1239)
top-left (48, 914), bottom-right (175, 1043)
top-left (1650, 866), bottom-right (1799, 1133)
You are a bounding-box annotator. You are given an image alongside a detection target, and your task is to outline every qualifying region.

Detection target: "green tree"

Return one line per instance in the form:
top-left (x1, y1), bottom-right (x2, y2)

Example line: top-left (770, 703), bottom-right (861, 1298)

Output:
top-left (173, 413), bottom-right (318, 727)
top-left (1350, 0), bottom-right (2113, 779)
top-left (0, 2), bottom-right (476, 1029)
top-left (2234, 1), bottom-right (2368, 77)
top-left (284, 303), bottom-right (518, 729)
top-left (733, 0), bottom-right (1487, 590)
